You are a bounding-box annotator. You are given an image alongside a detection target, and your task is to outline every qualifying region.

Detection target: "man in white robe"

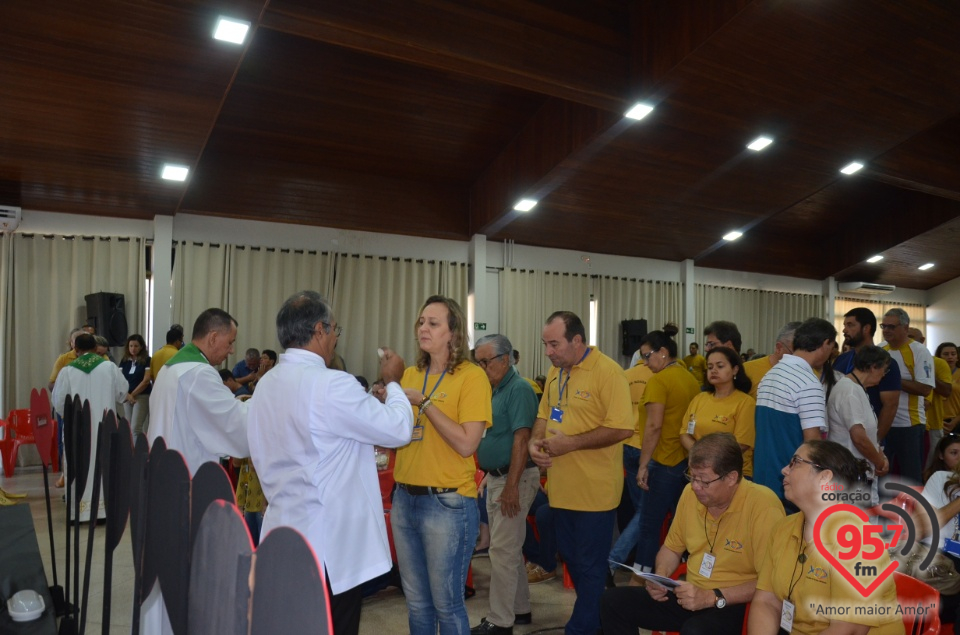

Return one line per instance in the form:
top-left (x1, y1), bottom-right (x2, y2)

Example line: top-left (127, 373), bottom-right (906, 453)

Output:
top-left (143, 308), bottom-right (249, 635)
top-left (248, 291), bottom-right (413, 635)
top-left (52, 333), bottom-right (127, 522)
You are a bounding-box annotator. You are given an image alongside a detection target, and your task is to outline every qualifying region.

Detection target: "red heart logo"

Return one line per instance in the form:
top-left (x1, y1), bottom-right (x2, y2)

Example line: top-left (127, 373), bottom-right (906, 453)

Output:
top-left (812, 503), bottom-right (899, 598)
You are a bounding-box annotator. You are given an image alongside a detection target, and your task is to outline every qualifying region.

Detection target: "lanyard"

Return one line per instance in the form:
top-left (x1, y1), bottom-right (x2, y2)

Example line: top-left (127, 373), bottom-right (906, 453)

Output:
top-left (419, 368), bottom-right (447, 423)
top-left (703, 513), bottom-right (722, 553)
top-left (557, 348), bottom-right (591, 407)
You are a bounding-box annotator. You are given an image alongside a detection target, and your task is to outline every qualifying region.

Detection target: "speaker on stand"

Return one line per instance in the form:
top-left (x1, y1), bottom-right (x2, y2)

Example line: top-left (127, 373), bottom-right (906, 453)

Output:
top-left (85, 292), bottom-right (128, 346)
top-left (620, 319), bottom-right (648, 356)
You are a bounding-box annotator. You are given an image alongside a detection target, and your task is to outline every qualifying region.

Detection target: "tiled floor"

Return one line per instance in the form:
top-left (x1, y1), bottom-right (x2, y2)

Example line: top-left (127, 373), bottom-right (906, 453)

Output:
top-left (4, 466), bottom-right (640, 634)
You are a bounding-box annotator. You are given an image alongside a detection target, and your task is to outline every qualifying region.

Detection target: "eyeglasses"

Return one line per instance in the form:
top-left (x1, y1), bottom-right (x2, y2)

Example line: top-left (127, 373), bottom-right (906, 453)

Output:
top-left (476, 353), bottom-right (505, 369)
top-left (318, 323), bottom-right (342, 337)
top-left (703, 340), bottom-right (719, 351)
top-left (788, 455), bottom-right (824, 471)
top-left (684, 470), bottom-right (726, 487)
top-left (640, 350), bottom-right (655, 361)
top-left (879, 323), bottom-right (899, 330)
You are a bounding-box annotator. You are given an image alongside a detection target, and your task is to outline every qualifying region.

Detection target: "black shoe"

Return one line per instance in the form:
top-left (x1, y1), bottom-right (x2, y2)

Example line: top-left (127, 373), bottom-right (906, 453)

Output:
top-left (470, 617), bottom-right (513, 634)
top-left (514, 612), bottom-right (532, 625)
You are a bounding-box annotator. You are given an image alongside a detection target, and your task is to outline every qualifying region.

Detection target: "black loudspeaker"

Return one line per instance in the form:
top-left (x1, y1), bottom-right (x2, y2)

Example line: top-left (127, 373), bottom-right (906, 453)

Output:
top-left (85, 292), bottom-right (128, 346)
top-left (621, 319), bottom-right (648, 356)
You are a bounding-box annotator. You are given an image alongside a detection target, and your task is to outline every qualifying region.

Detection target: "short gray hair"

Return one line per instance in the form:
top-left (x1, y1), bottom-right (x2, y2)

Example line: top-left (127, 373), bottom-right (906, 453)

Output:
top-left (277, 291), bottom-right (333, 349)
top-left (884, 308), bottom-right (911, 328)
top-left (475, 333), bottom-right (513, 360)
top-left (776, 321), bottom-right (802, 347)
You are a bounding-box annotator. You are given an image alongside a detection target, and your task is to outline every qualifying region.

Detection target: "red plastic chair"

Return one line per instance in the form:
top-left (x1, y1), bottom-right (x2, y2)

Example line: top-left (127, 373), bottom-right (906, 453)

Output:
top-left (0, 415), bottom-right (13, 477)
top-left (1, 409), bottom-right (34, 477)
top-left (893, 572), bottom-right (940, 635)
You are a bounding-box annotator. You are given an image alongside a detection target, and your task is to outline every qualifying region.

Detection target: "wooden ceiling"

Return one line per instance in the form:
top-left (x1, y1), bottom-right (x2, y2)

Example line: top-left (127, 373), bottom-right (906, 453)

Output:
top-left (2, 0), bottom-right (959, 290)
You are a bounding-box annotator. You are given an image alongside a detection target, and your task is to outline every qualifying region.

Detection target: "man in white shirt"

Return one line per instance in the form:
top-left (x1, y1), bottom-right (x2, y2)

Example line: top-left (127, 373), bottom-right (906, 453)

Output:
top-left (52, 333), bottom-right (127, 521)
top-left (144, 308), bottom-right (250, 635)
top-left (880, 308), bottom-right (935, 484)
top-left (248, 291), bottom-right (414, 635)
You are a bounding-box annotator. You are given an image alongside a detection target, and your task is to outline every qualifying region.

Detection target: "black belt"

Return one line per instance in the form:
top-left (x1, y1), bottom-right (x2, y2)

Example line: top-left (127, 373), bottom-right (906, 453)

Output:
top-left (397, 483), bottom-right (457, 496)
top-left (485, 462), bottom-right (536, 477)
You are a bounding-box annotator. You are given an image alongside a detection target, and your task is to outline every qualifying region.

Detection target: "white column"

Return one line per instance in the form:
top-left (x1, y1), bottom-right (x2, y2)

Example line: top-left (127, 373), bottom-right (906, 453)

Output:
top-left (682, 259), bottom-right (696, 349)
top-left (468, 234), bottom-right (487, 347)
top-left (152, 216), bottom-right (174, 352)
top-left (823, 276), bottom-right (836, 324)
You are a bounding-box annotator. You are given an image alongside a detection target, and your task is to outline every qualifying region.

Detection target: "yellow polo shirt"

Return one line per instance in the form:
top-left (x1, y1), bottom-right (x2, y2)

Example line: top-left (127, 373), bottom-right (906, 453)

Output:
top-left (664, 480), bottom-right (783, 588)
top-left (681, 390), bottom-right (756, 476)
top-left (151, 344), bottom-right (181, 380)
top-left (396, 361), bottom-right (492, 497)
top-left (743, 356), bottom-right (773, 399)
top-left (682, 354), bottom-right (707, 387)
top-left (758, 512), bottom-right (903, 635)
top-left (537, 347), bottom-right (633, 511)
top-left (623, 361), bottom-right (654, 449)
top-left (49, 350), bottom-right (78, 383)
top-left (643, 363), bottom-right (701, 467)
top-left (927, 357), bottom-right (952, 431)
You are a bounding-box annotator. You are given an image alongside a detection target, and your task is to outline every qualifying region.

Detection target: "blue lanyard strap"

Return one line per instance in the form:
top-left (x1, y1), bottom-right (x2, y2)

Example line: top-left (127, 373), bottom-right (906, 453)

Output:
top-left (421, 368), bottom-right (447, 403)
top-left (557, 348), bottom-right (591, 406)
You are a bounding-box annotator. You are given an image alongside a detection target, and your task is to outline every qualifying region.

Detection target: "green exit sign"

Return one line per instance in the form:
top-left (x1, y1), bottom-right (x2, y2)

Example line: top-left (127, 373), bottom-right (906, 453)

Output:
top-left (685, 327), bottom-right (695, 334)
top-left (474, 322), bottom-right (487, 331)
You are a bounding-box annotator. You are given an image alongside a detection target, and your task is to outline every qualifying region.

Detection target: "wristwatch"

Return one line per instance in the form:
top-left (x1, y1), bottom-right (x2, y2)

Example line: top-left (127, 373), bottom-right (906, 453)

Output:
top-left (713, 588), bottom-right (727, 609)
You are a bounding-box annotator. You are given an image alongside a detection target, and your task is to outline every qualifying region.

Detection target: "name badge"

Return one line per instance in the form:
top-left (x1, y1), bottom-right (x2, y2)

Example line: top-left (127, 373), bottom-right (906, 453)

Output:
top-left (945, 538), bottom-right (960, 557)
top-left (686, 417), bottom-right (696, 435)
top-left (699, 552), bottom-right (716, 578)
top-left (550, 407), bottom-right (564, 423)
top-left (411, 425), bottom-right (424, 441)
top-left (128, 364), bottom-right (137, 375)
top-left (780, 599), bottom-right (795, 632)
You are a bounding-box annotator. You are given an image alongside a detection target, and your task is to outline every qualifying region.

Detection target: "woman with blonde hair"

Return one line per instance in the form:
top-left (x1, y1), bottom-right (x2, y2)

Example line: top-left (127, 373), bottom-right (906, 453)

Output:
top-left (393, 295), bottom-right (493, 635)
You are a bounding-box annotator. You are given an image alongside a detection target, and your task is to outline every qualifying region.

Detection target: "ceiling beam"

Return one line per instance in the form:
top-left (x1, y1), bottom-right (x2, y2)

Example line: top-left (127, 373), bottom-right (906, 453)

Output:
top-left (260, 0), bottom-right (630, 111)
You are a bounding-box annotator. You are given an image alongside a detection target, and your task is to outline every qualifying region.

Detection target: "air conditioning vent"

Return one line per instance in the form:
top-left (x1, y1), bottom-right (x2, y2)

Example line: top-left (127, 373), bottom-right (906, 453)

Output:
top-left (838, 281), bottom-right (896, 295)
top-left (0, 206), bottom-right (21, 233)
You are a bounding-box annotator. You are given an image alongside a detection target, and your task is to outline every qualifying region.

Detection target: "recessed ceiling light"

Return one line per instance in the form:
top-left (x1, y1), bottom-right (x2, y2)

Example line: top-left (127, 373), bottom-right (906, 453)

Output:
top-left (919, 262), bottom-right (935, 271)
top-left (624, 103), bottom-right (654, 121)
top-left (866, 255), bottom-right (884, 263)
top-left (514, 198), bottom-right (538, 212)
top-left (161, 164), bottom-right (189, 181)
top-left (746, 136), bottom-right (773, 151)
top-left (214, 17), bottom-right (250, 44)
top-left (840, 162), bottom-right (864, 175)
top-left (722, 231), bottom-right (743, 242)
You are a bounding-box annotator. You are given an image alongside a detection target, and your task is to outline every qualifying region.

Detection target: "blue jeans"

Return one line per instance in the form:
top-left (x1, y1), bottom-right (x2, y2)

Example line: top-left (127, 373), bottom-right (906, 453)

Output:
top-left (554, 508), bottom-right (615, 635)
top-left (392, 487), bottom-right (478, 635)
top-left (634, 459), bottom-right (688, 568)
top-left (609, 446), bottom-right (643, 567)
top-left (884, 425), bottom-right (924, 485)
top-left (523, 490), bottom-right (557, 572)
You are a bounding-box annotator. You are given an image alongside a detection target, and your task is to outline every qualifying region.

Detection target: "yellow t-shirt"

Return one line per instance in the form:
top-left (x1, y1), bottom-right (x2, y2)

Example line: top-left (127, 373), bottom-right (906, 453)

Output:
top-left (151, 344), bottom-right (181, 379)
top-left (742, 355), bottom-right (773, 399)
top-left (623, 362), bottom-right (654, 449)
top-left (664, 480), bottom-right (783, 588)
top-left (396, 361), bottom-right (492, 497)
top-left (682, 354), bottom-right (707, 387)
top-left (680, 390), bottom-right (756, 477)
top-left (927, 357), bottom-right (952, 431)
top-left (525, 376), bottom-right (543, 396)
top-left (946, 367), bottom-right (960, 420)
top-left (642, 363), bottom-right (701, 467)
top-left (536, 347), bottom-right (633, 511)
top-left (49, 350), bottom-right (78, 383)
top-left (757, 512), bottom-right (903, 635)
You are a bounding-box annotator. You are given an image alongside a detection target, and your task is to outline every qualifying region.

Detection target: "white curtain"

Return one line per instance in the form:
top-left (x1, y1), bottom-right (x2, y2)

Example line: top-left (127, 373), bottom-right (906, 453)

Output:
top-left (225, 246), bottom-right (334, 368)
top-left (331, 255), bottom-right (468, 383)
top-left (171, 241), bottom-right (230, 339)
top-left (834, 297), bottom-right (926, 342)
top-left (596, 277), bottom-right (684, 365)
top-left (696, 284), bottom-right (824, 354)
top-left (3, 234), bottom-right (144, 412)
top-left (500, 269), bottom-right (591, 379)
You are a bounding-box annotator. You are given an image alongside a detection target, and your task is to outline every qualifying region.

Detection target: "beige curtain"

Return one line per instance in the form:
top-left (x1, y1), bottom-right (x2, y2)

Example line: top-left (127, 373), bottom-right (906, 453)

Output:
top-left (696, 284), bottom-right (824, 354)
top-left (225, 246), bottom-right (334, 369)
top-left (331, 255), bottom-right (467, 383)
top-left (596, 277), bottom-right (684, 365)
top-left (0, 233), bottom-right (12, 414)
top-left (834, 297), bottom-right (926, 342)
top-left (500, 269), bottom-right (591, 379)
top-left (3, 234), bottom-right (144, 412)
top-left (171, 241), bottom-right (230, 341)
